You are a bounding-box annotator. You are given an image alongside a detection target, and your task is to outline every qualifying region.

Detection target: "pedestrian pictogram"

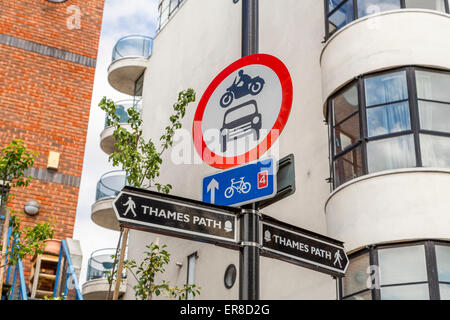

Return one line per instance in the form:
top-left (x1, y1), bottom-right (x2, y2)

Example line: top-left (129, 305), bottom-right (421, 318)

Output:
top-left (123, 196), bottom-right (137, 217)
top-left (333, 250), bottom-right (343, 268)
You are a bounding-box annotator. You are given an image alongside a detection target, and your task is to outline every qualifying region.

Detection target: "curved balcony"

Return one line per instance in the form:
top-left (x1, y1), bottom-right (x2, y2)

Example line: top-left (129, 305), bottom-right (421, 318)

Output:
top-left (325, 168), bottom-right (450, 252)
top-left (82, 248), bottom-right (127, 300)
top-left (321, 9), bottom-right (450, 113)
top-left (91, 171), bottom-right (128, 231)
top-left (107, 35), bottom-right (153, 95)
top-left (100, 99), bottom-right (142, 155)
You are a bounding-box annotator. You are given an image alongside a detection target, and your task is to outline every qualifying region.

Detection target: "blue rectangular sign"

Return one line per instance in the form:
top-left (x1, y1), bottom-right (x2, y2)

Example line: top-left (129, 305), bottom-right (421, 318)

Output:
top-left (202, 157), bottom-right (277, 207)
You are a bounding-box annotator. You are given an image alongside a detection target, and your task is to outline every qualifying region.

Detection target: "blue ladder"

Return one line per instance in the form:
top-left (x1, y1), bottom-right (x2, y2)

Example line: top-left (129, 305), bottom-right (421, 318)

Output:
top-left (53, 239), bottom-right (83, 300)
top-left (2, 222), bottom-right (28, 300)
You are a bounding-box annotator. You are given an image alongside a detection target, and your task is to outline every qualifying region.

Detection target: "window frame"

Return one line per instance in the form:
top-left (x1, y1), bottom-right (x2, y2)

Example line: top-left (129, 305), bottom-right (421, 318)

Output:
top-left (328, 66), bottom-right (450, 189)
top-left (186, 251), bottom-right (198, 300)
top-left (339, 240), bottom-right (450, 300)
top-left (325, 0), bottom-right (450, 40)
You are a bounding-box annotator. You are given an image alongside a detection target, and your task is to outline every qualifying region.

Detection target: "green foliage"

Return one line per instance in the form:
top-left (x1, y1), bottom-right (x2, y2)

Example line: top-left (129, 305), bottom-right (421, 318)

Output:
top-left (0, 139), bottom-right (54, 268)
top-left (3, 213), bottom-right (55, 266)
top-left (107, 242), bottom-right (201, 300)
top-left (98, 89), bottom-right (196, 192)
top-left (0, 139), bottom-right (38, 204)
top-left (100, 90), bottom-right (197, 300)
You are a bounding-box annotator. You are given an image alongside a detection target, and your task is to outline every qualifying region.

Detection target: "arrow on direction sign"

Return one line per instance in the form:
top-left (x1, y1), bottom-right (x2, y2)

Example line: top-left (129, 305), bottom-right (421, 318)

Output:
top-left (207, 178), bottom-right (219, 204)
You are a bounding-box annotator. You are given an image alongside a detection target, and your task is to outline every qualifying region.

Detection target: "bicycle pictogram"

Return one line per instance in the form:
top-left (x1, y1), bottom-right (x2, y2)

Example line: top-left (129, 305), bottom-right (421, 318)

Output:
top-left (224, 177), bottom-right (251, 198)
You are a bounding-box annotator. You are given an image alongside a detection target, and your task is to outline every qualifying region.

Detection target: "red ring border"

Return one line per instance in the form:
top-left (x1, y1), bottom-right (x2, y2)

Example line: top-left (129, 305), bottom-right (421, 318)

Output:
top-left (193, 54), bottom-right (293, 169)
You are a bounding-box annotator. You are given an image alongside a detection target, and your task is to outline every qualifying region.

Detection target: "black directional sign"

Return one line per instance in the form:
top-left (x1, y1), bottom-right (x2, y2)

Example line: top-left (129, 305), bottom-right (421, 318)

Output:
top-left (260, 216), bottom-right (349, 277)
top-left (113, 186), bottom-right (240, 246)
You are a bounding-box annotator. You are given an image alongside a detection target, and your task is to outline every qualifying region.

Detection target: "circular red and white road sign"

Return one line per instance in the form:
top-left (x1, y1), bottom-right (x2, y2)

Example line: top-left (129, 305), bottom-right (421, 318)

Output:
top-left (193, 54), bottom-right (293, 169)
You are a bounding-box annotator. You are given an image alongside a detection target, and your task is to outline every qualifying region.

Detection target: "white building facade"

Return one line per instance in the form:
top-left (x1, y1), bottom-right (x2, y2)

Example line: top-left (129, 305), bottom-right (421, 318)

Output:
top-left (92, 0), bottom-right (450, 300)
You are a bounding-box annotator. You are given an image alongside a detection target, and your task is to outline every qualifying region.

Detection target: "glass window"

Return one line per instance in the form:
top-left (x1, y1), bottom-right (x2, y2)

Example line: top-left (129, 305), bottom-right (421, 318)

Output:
top-left (325, 0), bottom-right (450, 40)
top-left (343, 253), bottom-right (371, 297)
top-left (420, 134), bottom-right (450, 167)
top-left (365, 71), bottom-right (408, 107)
top-left (405, 0), bottom-right (447, 12)
top-left (341, 242), bottom-right (450, 300)
top-left (134, 72), bottom-right (144, 97)
top-left (419, 101), bottom-right (450, 133)
top-left (344, 290), bottom-right (372, 300)
top-left (328, 0), bottom-right (354, 34)
top-left (440, 284), bottom-right (450, 300)
top-left (357, 0), bottom-right (401, 18)
top-left (380, 283), bottom-right (430, 300)
top-left (367, 101), bottom-right (411, 137)
top-left (329, 67), bottom-right (450, 189)
top-left (367, 134), bottom-right (416, 173)
top-left (378, 245), bottom-right (428, 285)
top-left (328, 0), bottom-right (348, 12)
top-left (332, 85), bottom-right (359, 125)
top-left (187, 253), bottom-right (196, 300)
top-left (170, 0), bottom-right (179, 14)
top-left (416, 70), bottom-right (450, 103)
top-left (334, 146), bottom-right (364, 186)
top-left (334, 114), bottom-right (360, 153)
top-left (436, 245), bottom-right (450, 282)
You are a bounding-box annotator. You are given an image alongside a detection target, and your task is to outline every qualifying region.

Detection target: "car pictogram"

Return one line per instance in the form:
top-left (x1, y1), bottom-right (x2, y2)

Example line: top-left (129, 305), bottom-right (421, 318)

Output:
top-left (220, 100), bottom-right (262, 153)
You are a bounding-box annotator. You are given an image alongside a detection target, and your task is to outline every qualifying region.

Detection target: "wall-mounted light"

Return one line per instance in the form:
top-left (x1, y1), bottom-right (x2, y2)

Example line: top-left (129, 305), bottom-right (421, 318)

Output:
top-left (47, 151), bottom-right (60, 171)
top-left (224, 264), bottom-right (237, 289)
top-left (24, 200), bottom-right (40, 216)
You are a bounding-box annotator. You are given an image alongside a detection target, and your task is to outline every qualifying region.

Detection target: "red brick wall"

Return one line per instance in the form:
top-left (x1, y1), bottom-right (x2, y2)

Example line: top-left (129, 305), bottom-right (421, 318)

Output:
top-left (0, 0), bottom-right (105, 285)
top-left (0, 0), bottom-right (104, 59)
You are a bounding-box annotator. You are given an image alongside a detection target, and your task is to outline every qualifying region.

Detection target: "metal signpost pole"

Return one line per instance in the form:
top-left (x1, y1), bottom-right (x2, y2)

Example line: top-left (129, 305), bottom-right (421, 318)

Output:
top-left (239, 206), bottom-right (260, 300)
top-left (240, 0), bottom-right (260, 300)
top-left (242, 0), bottom-right (259, 57)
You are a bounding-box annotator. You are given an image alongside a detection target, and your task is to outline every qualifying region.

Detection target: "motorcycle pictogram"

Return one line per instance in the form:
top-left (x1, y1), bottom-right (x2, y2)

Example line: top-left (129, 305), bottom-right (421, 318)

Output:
top-left (220, 70), bottom-right (265, 108)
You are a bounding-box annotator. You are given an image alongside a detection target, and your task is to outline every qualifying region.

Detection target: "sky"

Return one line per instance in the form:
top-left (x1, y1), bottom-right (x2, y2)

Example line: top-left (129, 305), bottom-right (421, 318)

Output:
top-left (73, 0), bottom-right (159, 285)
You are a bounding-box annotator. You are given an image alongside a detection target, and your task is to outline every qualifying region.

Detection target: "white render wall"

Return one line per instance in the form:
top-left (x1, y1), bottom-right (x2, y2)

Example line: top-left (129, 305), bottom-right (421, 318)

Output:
top-left (320, 9), bottom-right (450, 110)
top-left (325, 169), bottom-right (450, 252)
top-left (125, 0), bottom-right (336, 300)
top-left (122, 2), bottom-right (450, 301)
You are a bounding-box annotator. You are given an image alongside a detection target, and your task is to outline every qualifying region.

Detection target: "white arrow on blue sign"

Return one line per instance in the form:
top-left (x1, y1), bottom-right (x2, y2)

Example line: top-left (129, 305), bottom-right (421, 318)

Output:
top-left (202, 157), bottom-right (277, 207)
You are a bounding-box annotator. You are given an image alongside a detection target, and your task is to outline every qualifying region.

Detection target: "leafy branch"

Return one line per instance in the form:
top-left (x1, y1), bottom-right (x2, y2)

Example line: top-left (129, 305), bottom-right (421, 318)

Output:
top-left (0, 139), bottom-right (38, 205)
top-left (106, 242), bottom-right (201, 300)
top-left (2, 213), bottom-right (55, 267)
top-left (99, 89), bottom-right (195, 193)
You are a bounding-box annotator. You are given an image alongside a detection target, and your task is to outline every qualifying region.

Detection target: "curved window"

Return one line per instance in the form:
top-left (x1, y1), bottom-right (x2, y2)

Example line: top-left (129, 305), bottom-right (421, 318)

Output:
top-left (339, 240), bottom-right (450, 300)
top-left (327, 67), bottom-right (450, 189)
top-left (325, 0), bottom-right (450, 39)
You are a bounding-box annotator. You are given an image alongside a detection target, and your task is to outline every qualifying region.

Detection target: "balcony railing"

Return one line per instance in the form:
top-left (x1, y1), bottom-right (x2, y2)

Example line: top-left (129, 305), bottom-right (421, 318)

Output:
top-left (111, 35), bottom-right (153, 63)
top-left (104, 99), bottom-right (142, 129)
top-left (158, 0), bottom-right (185, 30)
top-left (86, 248), bottom-right (126, 282)
top-left (95, 171), bottom-right (128, 201)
